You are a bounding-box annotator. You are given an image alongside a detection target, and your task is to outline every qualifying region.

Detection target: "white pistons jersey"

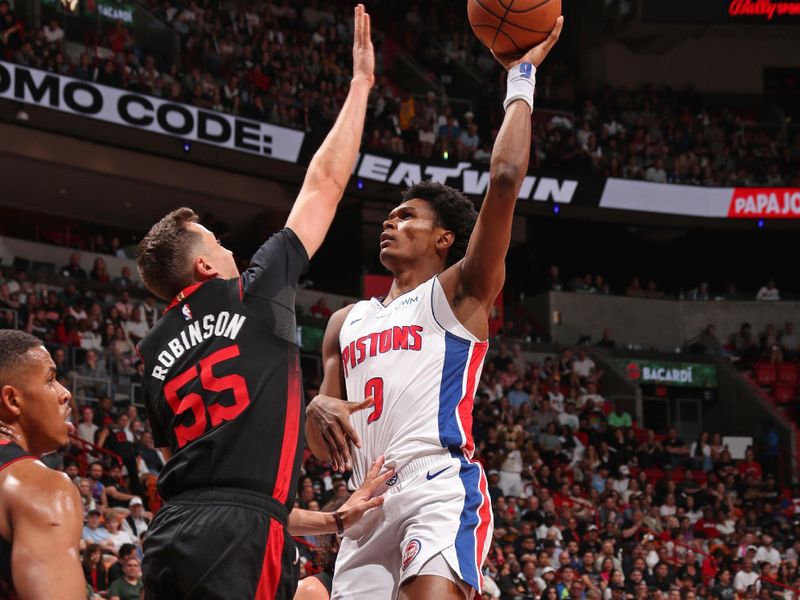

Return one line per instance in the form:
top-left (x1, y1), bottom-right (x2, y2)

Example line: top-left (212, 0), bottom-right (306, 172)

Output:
top-left (340, 275), bottom-right (488, 488)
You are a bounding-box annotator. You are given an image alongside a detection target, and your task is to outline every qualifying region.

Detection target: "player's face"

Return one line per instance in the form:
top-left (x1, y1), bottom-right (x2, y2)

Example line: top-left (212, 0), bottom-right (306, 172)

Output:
top-left (380, 199), bottom-right (445, 270)
top-left (190, 223), bottom-right (239, 280)
top-left (12, 346), bottom-right (74, 454)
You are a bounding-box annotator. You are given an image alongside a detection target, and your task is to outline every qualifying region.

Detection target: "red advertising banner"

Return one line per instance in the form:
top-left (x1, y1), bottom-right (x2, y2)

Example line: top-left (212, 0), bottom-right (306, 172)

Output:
top-left (727, 188), bottom-right (800, 218)
top-left (729, 0), bottom-right (800, 20)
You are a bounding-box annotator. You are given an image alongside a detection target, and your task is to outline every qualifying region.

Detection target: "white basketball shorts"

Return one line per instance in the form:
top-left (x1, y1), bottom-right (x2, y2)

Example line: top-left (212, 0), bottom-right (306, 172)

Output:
top-left (331, 451), bottom-right (494, 600)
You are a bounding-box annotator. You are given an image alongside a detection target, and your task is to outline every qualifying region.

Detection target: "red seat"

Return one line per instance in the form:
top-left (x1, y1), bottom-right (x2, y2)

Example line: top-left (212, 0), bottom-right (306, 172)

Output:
top-left (774, 384), bottom-right (796, 405)
top-left (778, 363), bottom-right (798, 387)
top-left (756, 363), bottom-right (777, 387)
top-left (692, 470), bottom-right (707, 484)
top-left (669, 469), bottom-right (685, 483)
top-left (644, 468), bottom-right (664, 484)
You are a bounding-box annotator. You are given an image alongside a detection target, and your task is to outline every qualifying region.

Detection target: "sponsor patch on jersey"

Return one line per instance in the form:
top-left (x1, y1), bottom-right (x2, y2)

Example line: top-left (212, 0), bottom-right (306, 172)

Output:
top-left (181, 303), bottom-right (193, 321)
top-left (402, 539), bottom-right (422, 571)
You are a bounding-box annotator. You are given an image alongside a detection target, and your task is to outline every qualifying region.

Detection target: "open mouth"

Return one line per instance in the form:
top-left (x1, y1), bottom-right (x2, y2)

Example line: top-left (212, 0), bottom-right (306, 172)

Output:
top-left (65, 407), bottom-right (75, 435)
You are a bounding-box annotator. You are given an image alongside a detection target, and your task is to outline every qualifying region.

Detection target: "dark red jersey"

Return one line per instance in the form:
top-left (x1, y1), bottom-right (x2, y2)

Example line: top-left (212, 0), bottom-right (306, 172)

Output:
top-left (137, 229), bottom-right (308, 506)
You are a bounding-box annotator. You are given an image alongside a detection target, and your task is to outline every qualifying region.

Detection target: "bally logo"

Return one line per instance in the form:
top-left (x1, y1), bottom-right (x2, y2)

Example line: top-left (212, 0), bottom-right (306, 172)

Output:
top-left (402, 539), bottom-right (422, 571)
top-left (181, 304), bottom-right (193, 322)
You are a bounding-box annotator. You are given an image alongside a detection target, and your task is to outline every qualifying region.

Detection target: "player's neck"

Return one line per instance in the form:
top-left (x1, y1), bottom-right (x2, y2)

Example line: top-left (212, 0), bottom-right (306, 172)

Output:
top-left (385, 263), bottom-right (441, 304)
top-left (0, 420), bottom-right (28, 452)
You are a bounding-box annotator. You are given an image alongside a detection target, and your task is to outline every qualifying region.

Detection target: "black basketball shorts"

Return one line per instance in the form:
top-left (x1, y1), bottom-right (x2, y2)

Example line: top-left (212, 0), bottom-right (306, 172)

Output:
top-left (143, 488), bottom-right (297, 600)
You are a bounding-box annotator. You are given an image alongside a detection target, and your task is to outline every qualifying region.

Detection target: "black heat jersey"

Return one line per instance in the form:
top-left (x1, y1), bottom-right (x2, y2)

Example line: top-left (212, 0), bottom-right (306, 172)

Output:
top-left (137, 228), bottom-right (308, 507)
top-left (1, 440), bottom-right (34, 599)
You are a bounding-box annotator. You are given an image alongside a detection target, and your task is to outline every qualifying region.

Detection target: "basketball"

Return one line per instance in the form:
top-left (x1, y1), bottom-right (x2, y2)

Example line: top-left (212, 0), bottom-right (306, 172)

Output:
top-left (467, 0), bottom-right (562, 56)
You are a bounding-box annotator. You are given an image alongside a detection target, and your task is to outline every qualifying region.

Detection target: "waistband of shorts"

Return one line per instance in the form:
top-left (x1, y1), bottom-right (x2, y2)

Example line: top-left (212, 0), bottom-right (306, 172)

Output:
top-left (165, 487), bottom-right (288, 524)
top-left (395, 449), bottom-right (455, 481)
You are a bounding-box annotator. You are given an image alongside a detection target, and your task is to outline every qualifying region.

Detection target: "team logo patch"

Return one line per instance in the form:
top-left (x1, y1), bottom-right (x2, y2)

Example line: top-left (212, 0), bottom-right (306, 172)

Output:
top-left (181, 304), bottom-right (193, 321)
top-left (402, 539), bottom-right (422, 571)
top-left (386, 474), bottom-right (398, 487)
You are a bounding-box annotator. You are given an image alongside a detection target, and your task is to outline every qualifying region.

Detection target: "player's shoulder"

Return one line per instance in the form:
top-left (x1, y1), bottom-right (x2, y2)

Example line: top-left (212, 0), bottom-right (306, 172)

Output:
top-left (327, 303), bottom-right (358, 333)
top-left (2, 460), bottom-right (79, 515)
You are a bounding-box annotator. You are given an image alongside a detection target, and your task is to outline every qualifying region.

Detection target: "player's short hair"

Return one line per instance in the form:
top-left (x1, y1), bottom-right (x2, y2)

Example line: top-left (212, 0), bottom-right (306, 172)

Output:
top-left (137, 207), bottom-right (201, 301)
top-left (0, 330), bottom-right (43, 387)
top-left (401, 180), bottom-right (478, 267)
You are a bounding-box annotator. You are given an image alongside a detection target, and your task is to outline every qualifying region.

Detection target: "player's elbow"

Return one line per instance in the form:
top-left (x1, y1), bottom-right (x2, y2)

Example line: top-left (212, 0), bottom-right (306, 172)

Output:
top-left (489, 163), bottom-right (523, 192)
top-left (306, 160), bottom-right (347, 199)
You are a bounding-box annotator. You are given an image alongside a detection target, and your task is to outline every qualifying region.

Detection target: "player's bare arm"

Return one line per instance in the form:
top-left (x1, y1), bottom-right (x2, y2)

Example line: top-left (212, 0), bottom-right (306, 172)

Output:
top-left (438, 17), bottom-right (564, 339)
top-left (285, 4), bottom-right (374, 259)
top-left (4, 465), bottom-right (85, 600)
top-left (287, 456), bottom-right (393, 535)
top-left (306, 305), bottom-right (374, 472)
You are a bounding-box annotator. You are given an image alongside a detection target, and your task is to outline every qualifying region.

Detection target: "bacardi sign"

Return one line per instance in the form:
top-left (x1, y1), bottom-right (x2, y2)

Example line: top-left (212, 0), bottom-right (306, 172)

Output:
top-left (729, 0), bottom-right (800, 20)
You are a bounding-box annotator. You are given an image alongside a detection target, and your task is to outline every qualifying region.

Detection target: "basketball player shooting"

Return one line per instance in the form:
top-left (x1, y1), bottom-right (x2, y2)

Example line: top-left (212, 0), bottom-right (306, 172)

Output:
top-left (306, 15), bottom-right (564, 600)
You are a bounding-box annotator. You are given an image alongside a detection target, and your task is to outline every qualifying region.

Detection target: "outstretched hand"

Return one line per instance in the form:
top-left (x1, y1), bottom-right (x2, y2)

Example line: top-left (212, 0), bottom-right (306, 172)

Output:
top-left (352, 4), bottom-right (374, 87)
top-left (492, 15), bottom-right (564, 71)
top-left (307, 393), bottom-right (375, 472)
top-left (337, 455), bottom-right (395, 530)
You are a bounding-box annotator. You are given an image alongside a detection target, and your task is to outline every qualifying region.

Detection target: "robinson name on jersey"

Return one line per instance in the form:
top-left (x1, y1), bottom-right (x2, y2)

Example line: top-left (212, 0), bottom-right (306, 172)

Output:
top-left (149, 310), bottom-right (247, 380)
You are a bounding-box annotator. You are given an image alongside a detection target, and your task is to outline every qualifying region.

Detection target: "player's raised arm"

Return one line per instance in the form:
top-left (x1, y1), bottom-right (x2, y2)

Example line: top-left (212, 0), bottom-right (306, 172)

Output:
top-left (451, 17), bottom-right (563, 309)
top-left (285, 4), bottom-right (374, 259)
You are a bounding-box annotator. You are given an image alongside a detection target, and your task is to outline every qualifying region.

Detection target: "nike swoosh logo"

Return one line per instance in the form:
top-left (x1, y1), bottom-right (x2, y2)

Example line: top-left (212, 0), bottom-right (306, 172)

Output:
top-left (349, 318), bottom-right (363, 325)
top-left (426, 466), bottom-right (451, 480)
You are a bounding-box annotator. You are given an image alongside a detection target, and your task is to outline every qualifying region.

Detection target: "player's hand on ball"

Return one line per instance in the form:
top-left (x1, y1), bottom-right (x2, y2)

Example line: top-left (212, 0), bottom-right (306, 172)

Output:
top-left (307, 393), bottom-right (374, 472)
top-left (352, 4), bottom-right (374, 87)
top-left (337, 455), bottom-right (395, 530)
top-left (492, 15), bottom-right (564, 70)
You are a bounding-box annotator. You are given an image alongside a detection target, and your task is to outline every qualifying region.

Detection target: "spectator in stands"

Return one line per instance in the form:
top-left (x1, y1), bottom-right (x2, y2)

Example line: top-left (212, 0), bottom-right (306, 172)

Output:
top-left (545, 265), bottom-right (564, 292)
top-left (90, 257), bottom-right (111, 284)
top-left (756, 279), bottom-right (781, 301)
top-left (731, 323), bottom-right (759, 366)
top-left (310, 297), bottom-right (332, 320)
top-left (77, 405), bottom-right (98, 446)
top-left (122, 497), bottom-right (151, 541)
top-left (75, 349), bottom-right (109, 399)
top-left (112, 266), bottom-right (135, 290)
top-left (55, 314), bottom-right (81, 347)
top-left (82, 543), bottom-right (109, 596)
top-left (123, 306), bottom-right (149, 345)
top-left (572, 349), bottom-right (597, 387)
top-left (596, 328), bottom-right (616, 348)
top-left (780, 321), bottom-right (799, 359)
top-left (114, 291), bottom-right (134, 320)
top-left (663, 428), bottom-right (690, 468)
top-left (107, 555), bottom-right (143, 599)
top-left (136, 430), bottom-right (165, 475)
top-left (697, 324), bottom-right (724, 356)
top-left (60, 251), bottom-right (87, 279)
top-left (103, 510), bottom-right (137, 555)
top-left (625, 278), bottom-right (644, 298)
top-left (686, 281), bottom-right (710, 301)
top-left (83, 508), bottom-right (114, 553)
top-left (734, 557), bottom-right (759, 592)
top-left (607, 401), bottom-right (633, 429)
top-left (689, 432), bottom-right (713, 472)
top-left (76, 477), bottom-right (97, 516)
top-left (106, 543), bottom-right (137, 588)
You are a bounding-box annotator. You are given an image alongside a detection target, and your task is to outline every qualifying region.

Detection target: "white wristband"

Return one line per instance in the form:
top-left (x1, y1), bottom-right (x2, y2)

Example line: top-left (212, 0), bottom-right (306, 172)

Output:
top-left (503, 62), bottom-right (536, 113)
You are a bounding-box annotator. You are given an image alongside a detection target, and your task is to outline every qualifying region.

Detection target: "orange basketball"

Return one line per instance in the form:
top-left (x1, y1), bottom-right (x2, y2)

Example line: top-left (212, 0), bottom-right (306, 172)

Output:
top-left (467, 0), bottom-right (561, 56)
